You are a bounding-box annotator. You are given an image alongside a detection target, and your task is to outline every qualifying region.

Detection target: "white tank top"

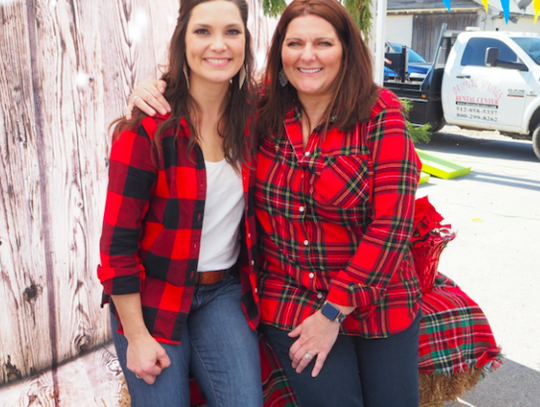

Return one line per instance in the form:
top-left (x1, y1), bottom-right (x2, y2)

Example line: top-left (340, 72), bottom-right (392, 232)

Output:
top-left (197, 158), bottom-right (244, 272)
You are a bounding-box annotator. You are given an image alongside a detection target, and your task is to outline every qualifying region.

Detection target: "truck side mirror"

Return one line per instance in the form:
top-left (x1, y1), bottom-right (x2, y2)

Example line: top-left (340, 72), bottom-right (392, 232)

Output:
top-left (485, 47), bottom-right (500, 67)
top-left (484, 47), bottom-right (528, 71)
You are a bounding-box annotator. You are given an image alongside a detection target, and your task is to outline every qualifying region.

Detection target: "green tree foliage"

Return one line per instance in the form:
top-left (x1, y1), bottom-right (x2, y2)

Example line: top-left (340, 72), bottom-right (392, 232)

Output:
top-left (260, 0), bottom-right (372, 38)
top-left (262, 0), bottom-right (287, 17)
top-left (343, 0), bottom-right (373, 39)
top-left (401, 99), bottom-right (432, 144)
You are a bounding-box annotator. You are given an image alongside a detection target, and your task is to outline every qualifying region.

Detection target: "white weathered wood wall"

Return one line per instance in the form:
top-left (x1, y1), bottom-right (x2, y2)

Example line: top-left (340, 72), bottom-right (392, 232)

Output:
top-left (0, 0), bottom-right (274, 393)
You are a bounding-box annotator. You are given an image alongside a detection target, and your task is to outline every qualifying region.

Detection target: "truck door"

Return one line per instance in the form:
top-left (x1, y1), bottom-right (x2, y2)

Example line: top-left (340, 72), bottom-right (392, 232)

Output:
top-left (442, 37), bottom-right (531, 132)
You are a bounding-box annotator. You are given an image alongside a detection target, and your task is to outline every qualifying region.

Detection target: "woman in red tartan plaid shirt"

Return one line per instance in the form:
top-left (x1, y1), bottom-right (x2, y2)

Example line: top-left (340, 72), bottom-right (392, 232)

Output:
top-left (98, 1), bottom-right (264, 406)
top-left (129, 1), bottom-right (422, 405)
top-left (254, 1), bottom-right (422, 405)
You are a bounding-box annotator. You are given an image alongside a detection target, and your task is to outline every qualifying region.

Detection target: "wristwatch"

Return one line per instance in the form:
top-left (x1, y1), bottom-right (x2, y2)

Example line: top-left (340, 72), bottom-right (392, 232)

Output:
top-left (320, 301), bottom-right (347, 324)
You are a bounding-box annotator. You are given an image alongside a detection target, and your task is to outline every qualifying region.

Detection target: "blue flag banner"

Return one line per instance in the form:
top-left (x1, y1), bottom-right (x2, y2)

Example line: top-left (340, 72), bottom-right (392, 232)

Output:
top-left (442, 0), bottom-right (451, 12)
top-left (442, 0), bottom-right (539, 24)
top-left (500, 0), bottom-right (510, 23)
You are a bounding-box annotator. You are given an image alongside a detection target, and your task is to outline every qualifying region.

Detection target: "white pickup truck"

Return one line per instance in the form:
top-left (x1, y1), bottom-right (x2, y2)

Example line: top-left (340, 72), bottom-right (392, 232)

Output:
top-left (384, 25), bottom-right (540, 160)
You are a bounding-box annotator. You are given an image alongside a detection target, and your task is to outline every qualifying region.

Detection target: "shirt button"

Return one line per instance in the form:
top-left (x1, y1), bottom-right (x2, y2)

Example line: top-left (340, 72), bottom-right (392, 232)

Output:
top-left (248, 233), bottom-right (251, 238)
top-left (303, 240), bottom-right (309, 246)
top-left (251, 260), bottom-right (255, 265)
top-left (304, 151), bottom-right (311, 157)
top-left (317, 293), bottom-right (323, 299)
top-left (309, 273), bottom-right (314, 278)
top-left (254, 288), bottom-right (258, 293)
top-left (299, 206), bottom-right (305, 212)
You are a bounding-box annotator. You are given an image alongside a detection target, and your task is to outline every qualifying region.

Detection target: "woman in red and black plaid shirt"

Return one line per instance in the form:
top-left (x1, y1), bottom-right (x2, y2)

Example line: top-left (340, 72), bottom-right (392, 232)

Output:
top-left (98, 1), bottom-right (263, 406)
top-left (130, 1), bottom-right (422, 405)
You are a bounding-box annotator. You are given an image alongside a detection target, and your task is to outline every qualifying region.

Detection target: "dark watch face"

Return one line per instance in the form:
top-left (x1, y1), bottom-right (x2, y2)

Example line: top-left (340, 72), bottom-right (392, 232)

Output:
top-left (321, 303), bottom-right (340, 321)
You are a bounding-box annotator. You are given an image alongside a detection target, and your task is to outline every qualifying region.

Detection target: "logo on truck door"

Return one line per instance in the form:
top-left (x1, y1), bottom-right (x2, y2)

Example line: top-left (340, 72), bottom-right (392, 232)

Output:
top-left (453, 79), bottom-right (502, 122)
top-left (507, 89), bottom-right (525, 98)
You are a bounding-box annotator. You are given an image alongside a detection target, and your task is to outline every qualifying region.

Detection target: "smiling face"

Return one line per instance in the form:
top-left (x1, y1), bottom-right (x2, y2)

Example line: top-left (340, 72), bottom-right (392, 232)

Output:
top-left (185, 0), bottom-right (245, 89)
top-left (281, 14), bottom-right (343, 104)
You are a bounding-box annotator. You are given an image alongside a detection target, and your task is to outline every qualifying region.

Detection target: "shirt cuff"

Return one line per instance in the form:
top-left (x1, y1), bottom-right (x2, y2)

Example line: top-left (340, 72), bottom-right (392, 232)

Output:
top-left (326, 269), bottom-right (383, 311)
top-left (97, 265), bottom-right (145, 295)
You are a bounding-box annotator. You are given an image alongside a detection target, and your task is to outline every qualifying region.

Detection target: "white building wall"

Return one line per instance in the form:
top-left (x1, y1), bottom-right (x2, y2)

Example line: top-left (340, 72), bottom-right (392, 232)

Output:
top-left (385, 15), bottom-right (414, 47)
top-left (492, 17), bottom-right (539, 32)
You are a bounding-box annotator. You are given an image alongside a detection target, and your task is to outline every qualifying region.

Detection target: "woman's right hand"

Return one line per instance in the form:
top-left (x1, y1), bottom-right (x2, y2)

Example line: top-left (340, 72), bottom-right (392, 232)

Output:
top-left (111, 293), bottom-right (171, 384)
top-left (126, 79), bottom-right (170, 119)
top-left (126, 332), bottom-right (171, 385)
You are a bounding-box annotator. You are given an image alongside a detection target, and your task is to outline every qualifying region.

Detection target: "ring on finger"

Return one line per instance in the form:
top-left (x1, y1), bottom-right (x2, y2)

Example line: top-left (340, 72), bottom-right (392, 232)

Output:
top-left (132, 95), bottom-right (141, 104)
top-left (304, 353), bottom-right (313, 360)
top-left (135, 374), bottom-right (142, 379)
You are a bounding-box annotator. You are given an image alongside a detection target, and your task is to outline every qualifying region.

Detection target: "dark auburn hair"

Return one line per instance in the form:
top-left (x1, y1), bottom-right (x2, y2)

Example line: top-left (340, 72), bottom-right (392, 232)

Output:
top-left (257, 0), bottom-right (379, 139)
top-left (113, 0), bottom-right (257, 170)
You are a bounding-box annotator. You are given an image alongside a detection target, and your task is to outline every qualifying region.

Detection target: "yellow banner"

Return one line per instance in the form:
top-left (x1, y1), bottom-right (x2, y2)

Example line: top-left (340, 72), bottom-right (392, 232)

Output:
top-left (534, 0), bottom-right (540, 23)
top-left (482, 0), bottom-right (489, 11)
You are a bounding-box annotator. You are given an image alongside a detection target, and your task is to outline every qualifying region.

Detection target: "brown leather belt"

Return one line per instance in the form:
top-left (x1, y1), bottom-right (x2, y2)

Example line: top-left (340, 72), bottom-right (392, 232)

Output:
top-left (195, 269), bottom-right (227, 285)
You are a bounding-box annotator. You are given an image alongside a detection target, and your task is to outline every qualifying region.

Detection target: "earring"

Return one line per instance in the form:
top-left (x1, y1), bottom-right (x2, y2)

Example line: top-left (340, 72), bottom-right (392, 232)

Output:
top-left (238, 65), bottom-right (246, 89)
top-left (278, 69), bottom-right (288, 87)
top-left (183, 63), bottom-right (190, 89)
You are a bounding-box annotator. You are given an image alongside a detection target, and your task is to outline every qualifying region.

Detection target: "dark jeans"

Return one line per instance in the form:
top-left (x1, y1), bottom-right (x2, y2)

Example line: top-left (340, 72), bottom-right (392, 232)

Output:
top-left (260, 310), bottom-right (422, 407)
top-left (111, 274), bottom-right (263, 407)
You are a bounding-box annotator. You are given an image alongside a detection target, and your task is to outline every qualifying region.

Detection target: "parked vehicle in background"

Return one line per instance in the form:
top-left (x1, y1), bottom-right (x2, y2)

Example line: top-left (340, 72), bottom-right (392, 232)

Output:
top-left (384, 25), bottom-right (540, 161)
top-left (384, 42), bottom-right (431, 80)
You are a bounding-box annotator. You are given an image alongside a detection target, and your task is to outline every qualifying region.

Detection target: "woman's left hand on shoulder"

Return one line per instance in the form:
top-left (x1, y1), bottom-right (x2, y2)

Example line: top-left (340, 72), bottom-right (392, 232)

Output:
top-left (287, 311), bottom-right (341, 377)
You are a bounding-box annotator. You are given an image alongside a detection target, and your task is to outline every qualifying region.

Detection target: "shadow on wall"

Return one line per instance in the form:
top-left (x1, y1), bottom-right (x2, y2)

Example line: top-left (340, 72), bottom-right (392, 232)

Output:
top-left (444, 358), bottom-right (540, 407)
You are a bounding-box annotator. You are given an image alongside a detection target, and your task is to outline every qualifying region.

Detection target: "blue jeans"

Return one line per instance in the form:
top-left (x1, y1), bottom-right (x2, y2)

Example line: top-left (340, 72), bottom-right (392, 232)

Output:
top-left (260, 310), bottom-right (422, 407)
top-left (111, 274), bottom-right (263, 407)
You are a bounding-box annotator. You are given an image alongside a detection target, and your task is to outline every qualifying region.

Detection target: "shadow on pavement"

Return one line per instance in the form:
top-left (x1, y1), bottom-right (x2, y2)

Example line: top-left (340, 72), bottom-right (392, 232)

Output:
top-left (462, 171), bottom-right (540, 192)
top-left (418, 167), bottom-right (540, 193)
top-left (444, 359), bottom-right (540, 407)
top-left (419, 132), bottom-right (538, 164)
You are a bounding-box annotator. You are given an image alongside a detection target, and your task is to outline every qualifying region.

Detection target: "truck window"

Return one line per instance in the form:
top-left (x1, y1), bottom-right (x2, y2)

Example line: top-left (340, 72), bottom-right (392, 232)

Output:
top-left (513, 37), bottom-right (540, 65)
top-left (461, 38), bottom-right (518, 66)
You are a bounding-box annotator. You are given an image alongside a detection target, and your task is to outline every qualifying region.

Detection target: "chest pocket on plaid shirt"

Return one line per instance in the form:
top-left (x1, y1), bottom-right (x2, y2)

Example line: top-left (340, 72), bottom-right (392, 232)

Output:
top-left (314, 155), bottom-right (371, 210)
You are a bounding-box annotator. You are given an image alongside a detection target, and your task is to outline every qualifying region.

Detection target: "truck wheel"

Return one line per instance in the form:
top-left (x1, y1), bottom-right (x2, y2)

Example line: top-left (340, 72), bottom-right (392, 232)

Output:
top-left (534, 125), bottom-right (540, 161)
top-left (429, 123), bottom-right (444, 133)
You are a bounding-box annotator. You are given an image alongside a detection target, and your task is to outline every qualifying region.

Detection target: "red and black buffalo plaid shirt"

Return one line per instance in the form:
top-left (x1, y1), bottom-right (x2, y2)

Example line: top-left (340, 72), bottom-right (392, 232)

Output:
top-left (255, 89), bottom-right (422, 338)
top-left (98, 115), bottom-right (259, 344)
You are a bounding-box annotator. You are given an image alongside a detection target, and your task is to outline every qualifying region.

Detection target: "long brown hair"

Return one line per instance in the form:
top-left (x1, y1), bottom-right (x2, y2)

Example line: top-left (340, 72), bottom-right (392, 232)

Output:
top-left (257, 0), bottom-right (379, 139)
top-left (113, 0), bottom-right (257, 169)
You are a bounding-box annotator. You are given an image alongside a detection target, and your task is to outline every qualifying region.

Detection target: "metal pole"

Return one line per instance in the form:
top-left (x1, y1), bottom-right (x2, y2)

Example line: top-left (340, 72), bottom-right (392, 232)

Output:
top-left (374, 0), bottom-right (387, 85)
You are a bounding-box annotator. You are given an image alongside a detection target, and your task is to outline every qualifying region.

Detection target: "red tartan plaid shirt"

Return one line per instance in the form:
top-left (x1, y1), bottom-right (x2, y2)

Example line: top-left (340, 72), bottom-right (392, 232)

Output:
top-left (255, 89), bottom-right (422, 338)
top-left (98, 115), bottom-right (259, 345)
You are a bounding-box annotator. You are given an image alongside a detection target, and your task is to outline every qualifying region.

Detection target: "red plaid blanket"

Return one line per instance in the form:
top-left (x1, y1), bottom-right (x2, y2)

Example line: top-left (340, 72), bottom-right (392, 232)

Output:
top-left (419, 272), bottom-right (502, 375)
top-left (188, 272), bottom-right (501, 406)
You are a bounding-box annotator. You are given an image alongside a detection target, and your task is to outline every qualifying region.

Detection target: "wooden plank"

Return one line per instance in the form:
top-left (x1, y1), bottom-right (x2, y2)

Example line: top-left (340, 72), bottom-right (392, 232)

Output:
top-left (0, 0), bottom-right (177, 385)
top-left (0, 0), bottom-right (53, 384)
top-left (0, 343), bottom-right (122, 407)
top-left (0, 0), bottom-right (277, 388)
top-left (412, 13), bottom-right (478, 62)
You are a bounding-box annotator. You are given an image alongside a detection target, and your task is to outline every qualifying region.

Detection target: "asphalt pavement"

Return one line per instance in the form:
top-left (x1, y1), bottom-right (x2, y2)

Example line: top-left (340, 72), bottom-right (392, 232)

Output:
top-left (415, 125), bottom-right (540, 407)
